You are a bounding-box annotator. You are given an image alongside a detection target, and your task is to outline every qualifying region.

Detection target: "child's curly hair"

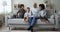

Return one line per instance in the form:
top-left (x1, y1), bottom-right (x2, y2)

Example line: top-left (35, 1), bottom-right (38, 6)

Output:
top-left (39, 4), bottom-right (45, 9)
top-left (18, 4), bottom-right (24, 8)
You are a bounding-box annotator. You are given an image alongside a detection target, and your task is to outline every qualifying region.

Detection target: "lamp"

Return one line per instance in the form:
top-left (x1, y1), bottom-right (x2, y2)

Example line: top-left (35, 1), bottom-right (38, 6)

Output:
top-left (2, 1), bottom-right (7, 14)
top-left (2, 1), bottom-right (7, 6)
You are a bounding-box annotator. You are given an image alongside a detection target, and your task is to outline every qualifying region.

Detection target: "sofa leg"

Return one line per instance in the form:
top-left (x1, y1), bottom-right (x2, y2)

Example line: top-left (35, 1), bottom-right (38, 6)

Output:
top-left (53, 28), bottom-right (56, 31)
top-left (9, 27), bottom-right (11, 30)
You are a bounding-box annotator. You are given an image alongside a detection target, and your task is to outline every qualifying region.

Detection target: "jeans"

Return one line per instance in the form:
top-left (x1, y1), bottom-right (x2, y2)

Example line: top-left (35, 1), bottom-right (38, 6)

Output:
top-left (18, 15), bottom-right (24, 18)
top-left (27, 17), bottom-right (39, 30)
top-left (28, 17), bottom-right (39, 26)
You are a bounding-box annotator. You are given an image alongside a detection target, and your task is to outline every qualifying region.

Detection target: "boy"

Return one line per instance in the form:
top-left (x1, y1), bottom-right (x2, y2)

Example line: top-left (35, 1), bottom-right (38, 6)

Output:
top-left (17, 4), bottom-right (26, 18)
top-left (39, 4), bottom-right (49, 23)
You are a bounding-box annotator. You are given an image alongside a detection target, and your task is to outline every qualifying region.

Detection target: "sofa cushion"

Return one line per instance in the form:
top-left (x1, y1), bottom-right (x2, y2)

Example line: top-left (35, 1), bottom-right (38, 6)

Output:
top-left (7, 19), bottom-right (54, 25)
top-left (46, 9), bottom-right (55, 18)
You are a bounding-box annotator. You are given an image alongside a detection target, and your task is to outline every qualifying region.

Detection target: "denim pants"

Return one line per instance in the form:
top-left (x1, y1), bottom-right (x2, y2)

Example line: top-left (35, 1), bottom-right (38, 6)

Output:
top-left (18, 15), bottom-right (24, 18)
top-left (28, 17), bottom-right (39, 26)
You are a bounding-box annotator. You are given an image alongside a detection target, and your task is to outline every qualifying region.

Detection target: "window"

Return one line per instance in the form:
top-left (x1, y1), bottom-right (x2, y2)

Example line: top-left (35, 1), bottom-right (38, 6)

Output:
top-left (0, 0), bottom-right (12, 14)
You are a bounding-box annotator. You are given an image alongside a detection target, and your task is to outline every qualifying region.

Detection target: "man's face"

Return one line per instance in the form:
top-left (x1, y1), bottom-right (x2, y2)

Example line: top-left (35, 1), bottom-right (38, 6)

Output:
top-left (33, 4), bottom-right (37, 8)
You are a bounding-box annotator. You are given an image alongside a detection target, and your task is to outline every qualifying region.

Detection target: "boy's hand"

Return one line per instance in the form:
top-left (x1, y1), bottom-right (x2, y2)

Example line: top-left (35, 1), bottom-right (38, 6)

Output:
top-left (24, 17), bottom-right (28, 22)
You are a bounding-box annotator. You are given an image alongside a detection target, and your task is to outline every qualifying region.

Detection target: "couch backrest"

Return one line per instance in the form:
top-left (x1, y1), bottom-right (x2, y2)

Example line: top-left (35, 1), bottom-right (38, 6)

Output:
top-left (46, 9), bottom-right (55, 18)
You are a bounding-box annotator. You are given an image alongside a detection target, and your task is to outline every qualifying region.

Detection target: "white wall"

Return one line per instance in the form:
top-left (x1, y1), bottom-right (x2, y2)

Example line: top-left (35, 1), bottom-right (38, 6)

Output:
top-left (51, 0), bottom-right (60, 13)
top-left (12, 0), bottom-right (60, 14)
top-left (43, 0), bottom-right (60, 13)
top-left (13, 0), bottom-right (44, 8)
top-left (12, 0), bottom-right (45, 14)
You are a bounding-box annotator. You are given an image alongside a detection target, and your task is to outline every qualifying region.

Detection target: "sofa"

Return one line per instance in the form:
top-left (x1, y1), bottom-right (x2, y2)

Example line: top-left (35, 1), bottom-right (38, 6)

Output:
top-left (5, 9), bottom-right (59, 30)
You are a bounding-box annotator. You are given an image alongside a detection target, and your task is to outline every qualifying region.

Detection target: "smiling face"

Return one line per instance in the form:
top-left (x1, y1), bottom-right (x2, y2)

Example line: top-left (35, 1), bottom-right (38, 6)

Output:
top-left (26, 7), bottom-right (30, 12)
top-left (33, 3), bottom-right (37, 8)
top-left (39, 6), bottom-right (43, 10)
top-left (20, 6), bottom-right (24, 9)
top-left (39, 4), bottom-right (45, 10)
top-left (18, 4), bottom-right (24, 10)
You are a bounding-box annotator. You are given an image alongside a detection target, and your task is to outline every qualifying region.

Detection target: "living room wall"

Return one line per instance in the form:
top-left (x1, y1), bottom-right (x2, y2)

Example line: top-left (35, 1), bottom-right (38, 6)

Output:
top-left (12, 0), bottom-right (45, 14)
top-left (51, 0), bottom-right (60, 13)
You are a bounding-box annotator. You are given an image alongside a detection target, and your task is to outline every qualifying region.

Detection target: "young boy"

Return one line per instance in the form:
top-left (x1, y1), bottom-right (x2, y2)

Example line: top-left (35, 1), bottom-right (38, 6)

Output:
top-left (17, 4), bottom-right (26, 18)
top-left (24, 7), bottom-right (31, 22)
top-left (39, 4), bottom-right (49, 23)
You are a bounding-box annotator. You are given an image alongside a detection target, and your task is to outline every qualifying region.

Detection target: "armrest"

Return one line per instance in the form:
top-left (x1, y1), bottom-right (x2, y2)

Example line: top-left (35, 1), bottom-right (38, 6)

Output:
top-left (50, 15), bottom-right (54, 19)
top-left (5, 15), bottom-right (12, 26)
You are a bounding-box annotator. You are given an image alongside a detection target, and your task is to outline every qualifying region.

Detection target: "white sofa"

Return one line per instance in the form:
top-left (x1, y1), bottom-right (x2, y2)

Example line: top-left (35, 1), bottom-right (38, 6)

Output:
top-left (5, 9), bottom-right (59, 30)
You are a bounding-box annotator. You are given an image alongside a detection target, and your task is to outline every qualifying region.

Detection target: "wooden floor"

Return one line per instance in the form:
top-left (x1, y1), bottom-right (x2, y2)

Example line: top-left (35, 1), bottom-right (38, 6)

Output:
top-left (0, 30), bottom-right (60, 32)
top-left (0, 24), bottom-right (60, 32)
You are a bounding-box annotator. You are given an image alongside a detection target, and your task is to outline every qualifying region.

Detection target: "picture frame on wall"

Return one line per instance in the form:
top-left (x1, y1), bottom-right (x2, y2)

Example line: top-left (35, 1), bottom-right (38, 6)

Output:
top-left (14, 4), bottom-right (18, 10)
